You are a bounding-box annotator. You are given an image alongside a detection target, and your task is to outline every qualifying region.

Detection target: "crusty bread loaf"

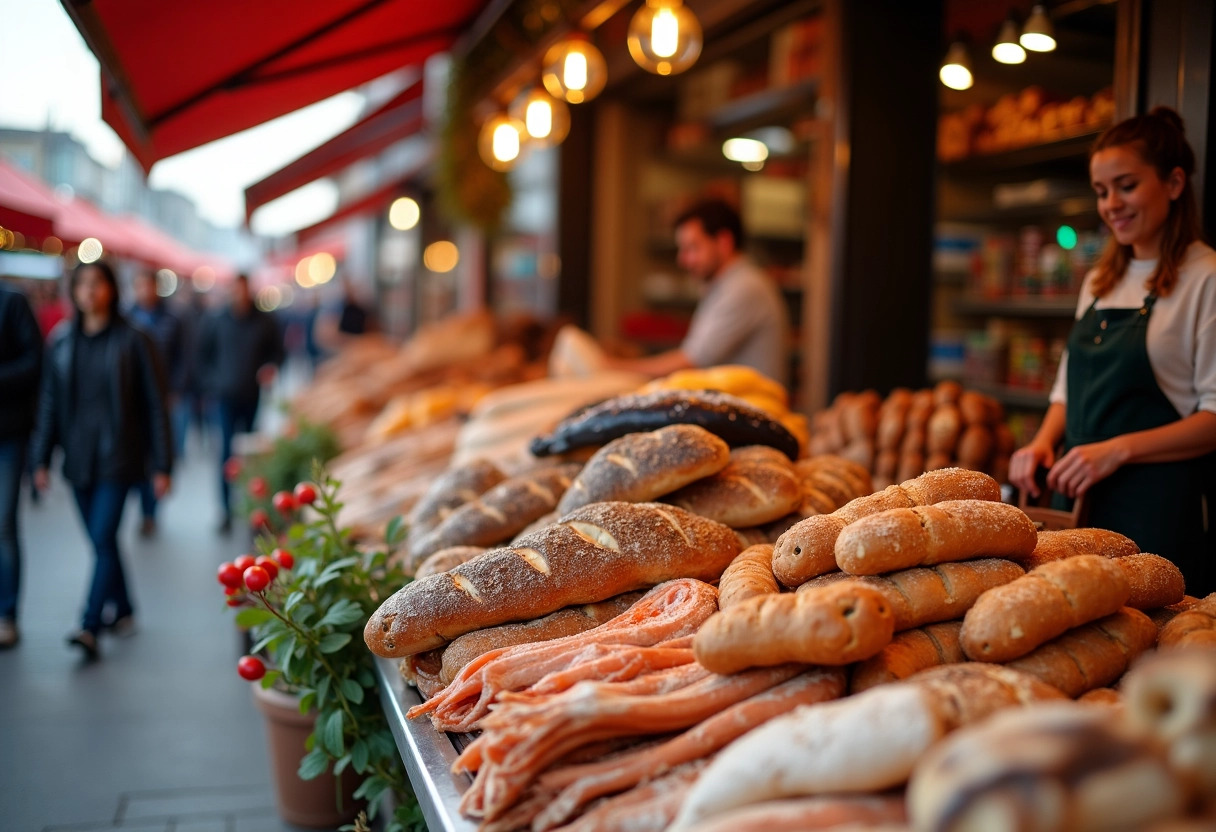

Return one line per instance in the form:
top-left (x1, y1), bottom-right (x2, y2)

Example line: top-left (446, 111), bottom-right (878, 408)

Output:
top-left (1004, 607), bottom-right (1159, 697)
top-left (408, 463), bottom-right (582, 562)
top-left (961, 555), bottom-right (1131, 662)
top-left (693, 582), bottom-right (894, 673)
top-left (1157, 592), bottom-right (1216, 649)
top-left (851, 621), bottom-right (965, 692)
top-left (836, 500), bottom-right (1037, 576)
top-left (509, 510), bottom-right (559, 544)
top-left (1077, 687), bottom-right (1122, 707)
top-left (799, 558), bottom-right (1025, 632)
top-left (927, 404), bottom-right (962, 454)
top-left (437, 592), bottom-right (644, 684)
top-left (794, 456), bottom-right (872, 509)
top-left (666, 446), bottom-right (802, 527)
top-left (366, 502), bottom-right (740, 657)
top-left (956, 425), bottom-right (993, 471)
top-left (557, 424), bottom-right (730, 514)
top-left (957, 390), bottom-right (992, 425)
top-left (1024, 527), bottom-right (1140, 570)
top-left (718, 544), bottom-right (780, 610)
top-left (773, 469), bottom-right (1002, 586)
top-left (932, 379), bottom-right (963, 406)
top-left (406, 458), bottom-right (505, 546)
top-left (1118, 554), bottom-right (1186, 610)
top-left (415, 546), bottom-right (486, 579)
top-left (896, 450), bottom-right (926, 484)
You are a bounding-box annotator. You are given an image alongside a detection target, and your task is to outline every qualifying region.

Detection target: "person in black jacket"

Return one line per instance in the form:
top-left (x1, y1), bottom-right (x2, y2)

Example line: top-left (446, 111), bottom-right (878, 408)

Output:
top-left (197, 274), bottom-right (282, 533)
top-left (32, 261), bottom-right (173, 659)
top-left (0, 283), bottom-right (42, 648)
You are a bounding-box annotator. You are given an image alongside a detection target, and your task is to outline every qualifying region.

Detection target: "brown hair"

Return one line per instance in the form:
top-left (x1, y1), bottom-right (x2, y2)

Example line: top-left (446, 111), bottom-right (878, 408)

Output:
top-left (1089, 107), bottom-right (1203, 298)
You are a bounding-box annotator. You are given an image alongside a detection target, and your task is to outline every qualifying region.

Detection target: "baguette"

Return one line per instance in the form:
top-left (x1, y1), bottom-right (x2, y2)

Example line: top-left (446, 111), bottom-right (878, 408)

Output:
top-left (799, 558), bottom-right (1025, 631)
top-left (415, 546), bottom-right (486, 579)
top-left (406, 458), bottom-right (506, 541)
top-left (835, 500), bottom-right (1037, 576)
top-left (366, 502), bottom-right (741, 657)
top-left (773, 468), bottom-right (1002, 587)
top-left (1157, 591), bottom-right (1216, 649)
top-left (1118, 553), bottom-right (1186, 610)
top-left (896, 450), bottom-right (926, 484)
top-left (408, 463), bottom-right (582, 562)
top-left (437, 592), bottom-right (644, 684)
top-left (666, 446), bottom-right (801, 527)
top-left (693, 582), bottom-right (894, 673)
top-left (961, 554), bottom-right (1131, 662)
top-left (1004, 607), bottom-right (1159, 697)
top-left (1024, 527), bottom-right (1140, 570)
top-left (557, 424), bottom-right (730, 514)
top-left (1077, 687), bottom-right (1122, 707)
top-left (851, 621), bottom-right (966, 692)
top-left (718, 544), bottom-right (780, 610)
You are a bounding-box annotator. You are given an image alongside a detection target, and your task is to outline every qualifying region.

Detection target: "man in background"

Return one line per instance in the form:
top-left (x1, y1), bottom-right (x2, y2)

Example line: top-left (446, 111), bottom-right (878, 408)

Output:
top-left (606, 198), bottom-right (790, 386)
top-left (198, 275), bottom-right (283, 534)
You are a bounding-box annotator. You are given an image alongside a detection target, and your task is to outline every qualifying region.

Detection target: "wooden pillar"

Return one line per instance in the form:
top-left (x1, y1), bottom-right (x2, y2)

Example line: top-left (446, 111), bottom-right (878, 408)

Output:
top-left (556, 104), bottom-right (595, 326)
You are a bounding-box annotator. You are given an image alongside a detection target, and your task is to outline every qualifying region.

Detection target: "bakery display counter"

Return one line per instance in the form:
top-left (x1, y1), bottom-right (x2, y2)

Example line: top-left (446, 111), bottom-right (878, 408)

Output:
top-left (375, 657), bottom-right (477, 832)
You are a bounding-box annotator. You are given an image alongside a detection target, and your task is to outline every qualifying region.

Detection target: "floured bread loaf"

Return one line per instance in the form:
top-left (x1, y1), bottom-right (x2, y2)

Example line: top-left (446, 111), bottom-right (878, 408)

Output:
top-left (666, 445), bottom-right (802, 527)
top-left (414, 546), bottom-right (486, 579)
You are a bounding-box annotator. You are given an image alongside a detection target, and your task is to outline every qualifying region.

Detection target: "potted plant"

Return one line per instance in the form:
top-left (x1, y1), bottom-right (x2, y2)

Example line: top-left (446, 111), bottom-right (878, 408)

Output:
top-left (226, 419), bottom-right (342, 535)
top-left (219, 469), bottom-right (424, 831)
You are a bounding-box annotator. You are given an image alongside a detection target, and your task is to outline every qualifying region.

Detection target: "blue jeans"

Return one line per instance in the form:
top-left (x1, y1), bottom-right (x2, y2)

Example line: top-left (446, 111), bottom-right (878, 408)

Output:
top-left (217, 396), bottom-right (259, 518)
top-left (134, 479), bottom-right (157, 522)
top-left (0, 438), bottom-right (26, 622)
top-left (72, 480), bottom-right (133, 633)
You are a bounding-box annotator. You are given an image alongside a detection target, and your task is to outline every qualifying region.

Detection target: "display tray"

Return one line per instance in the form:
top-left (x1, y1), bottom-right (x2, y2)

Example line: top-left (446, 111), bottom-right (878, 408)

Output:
top-left (375, 656), bottom-right (478, 832)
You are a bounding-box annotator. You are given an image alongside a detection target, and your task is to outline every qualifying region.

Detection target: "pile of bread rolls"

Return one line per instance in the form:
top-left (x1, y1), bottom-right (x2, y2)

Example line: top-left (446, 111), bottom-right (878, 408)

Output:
top-left (809, 381), bottom-right (1016, 488)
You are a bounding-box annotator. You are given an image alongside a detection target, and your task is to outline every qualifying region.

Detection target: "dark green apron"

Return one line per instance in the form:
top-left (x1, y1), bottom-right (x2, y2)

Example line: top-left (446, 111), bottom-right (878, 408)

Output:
top-left (1060, 292), bottom-right (1212, 595)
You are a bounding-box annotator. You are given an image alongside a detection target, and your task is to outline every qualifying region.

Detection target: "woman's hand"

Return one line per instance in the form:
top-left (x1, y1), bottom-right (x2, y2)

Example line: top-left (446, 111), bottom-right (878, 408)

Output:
top-left (1046, 438), bottom-right (1131, 498)
top-left (33, 467), bottom-right (49, 492)
top-left (1009, 441), bottom-right (1056, 497)
top-left (153, 473), bottom-right (171, 499)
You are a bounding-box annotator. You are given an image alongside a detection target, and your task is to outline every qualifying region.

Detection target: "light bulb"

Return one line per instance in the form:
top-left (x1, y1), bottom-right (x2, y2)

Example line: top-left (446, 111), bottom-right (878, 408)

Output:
top-left (478, 113), bottom-right (527, 171)
top-left (628, 0), bottom-right (703, 76)
top-left (493, 122), bottom-right (520, 163)
top-left (940, 41), bottom-right (973, 90)
top-left (722, 137), bottom-right (769, 165)
top-left (526, 99), bottom-right (553, 138)
top-left (992, 18), bottom-right (1026, 64)
top-left (388, 197), bottom-right (420, 231)
top-left (78, 237), bottom-right (103, 263)
top-left (564, 52), bottom-right (588, 93)
top-left (510, 88), bottom-right (571, 148)
top-left (1021, 5), bottom-right (1056, 52)
top-left (543, 37), bottom-right (607, 104)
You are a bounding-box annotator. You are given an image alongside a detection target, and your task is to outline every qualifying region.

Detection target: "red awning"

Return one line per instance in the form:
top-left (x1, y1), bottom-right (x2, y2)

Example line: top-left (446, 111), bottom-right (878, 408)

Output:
top-left (0, 157), bottom-right (59, 240)
top-left (64, 0), bottom-right (484, 171)
top-left (294, 151), bottom-right (433, 244)
top-left (244, 79), bottom-right (426, 221)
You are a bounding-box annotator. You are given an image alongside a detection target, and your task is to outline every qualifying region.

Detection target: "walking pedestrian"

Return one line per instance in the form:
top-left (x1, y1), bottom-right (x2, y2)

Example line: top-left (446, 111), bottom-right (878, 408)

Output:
top-left (32, 261), bottom-right (173, 659)
top-left (0, 283), bottom-right (42, 648)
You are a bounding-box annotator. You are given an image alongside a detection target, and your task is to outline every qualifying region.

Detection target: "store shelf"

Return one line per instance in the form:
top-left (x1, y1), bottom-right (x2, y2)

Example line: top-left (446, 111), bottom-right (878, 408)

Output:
top-left (940, 131), bottom-right (1104, 177)
top-left (376, 657), bottom-right (476, 832)
top-left (968, 381), bottom-right (1052, 410)
top-left (706, 78), bottom-right (820, 130)
top-left (939, 199), bottom-right (1098, 225)
top-left (953, 294), bottom-right (1079, 318)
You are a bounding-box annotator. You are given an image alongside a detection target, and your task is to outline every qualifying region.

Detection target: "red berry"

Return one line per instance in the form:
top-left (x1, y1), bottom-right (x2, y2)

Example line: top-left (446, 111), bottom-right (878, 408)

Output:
top-left (226, 597), bottom-right (243, 607)
top-left (254, 555), bottom-right (279, 581)
top-left (249, 509), bottom-right (270, 531)
top-left (224, 586), bottom-right (240, 597)
top-left (293, 482), bottom-right (317, 505)
top-left (233, 554), bottom-right (256, 572)
top-left (217, 561), bottom-right (243, 588)
top-left (237, 655), bottom-right (265, 680)
top-left (248, 476), bottom-right (269, 499)
top-left (272, 491), bottom-right (296, 514)
top-left (223, 457), bottom-right (243, 482)
top-left (272, 548), bottom-right (294, 570)
top-left (243, 565), bottom-right (270, 592)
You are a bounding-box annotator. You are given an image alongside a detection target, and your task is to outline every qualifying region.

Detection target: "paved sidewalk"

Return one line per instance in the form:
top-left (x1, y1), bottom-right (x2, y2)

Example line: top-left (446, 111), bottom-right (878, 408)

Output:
top-left (0, 425), bottom-right (323, 832)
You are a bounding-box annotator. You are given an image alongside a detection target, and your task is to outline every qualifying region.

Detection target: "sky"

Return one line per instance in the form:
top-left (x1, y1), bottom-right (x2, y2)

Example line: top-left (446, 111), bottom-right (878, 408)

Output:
top-left (0, 0), bottom-right (366, 235)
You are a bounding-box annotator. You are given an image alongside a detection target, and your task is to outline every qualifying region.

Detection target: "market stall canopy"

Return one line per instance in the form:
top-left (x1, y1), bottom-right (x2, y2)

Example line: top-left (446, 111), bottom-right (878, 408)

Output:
top-left (0, 157), bottom-right (59, 240)
top-left (63, 0), bottom-right (484, 170)
top-left (293, 172), bottom-right (424, 244)
top-left (244, 78), bottom-right (426, 221)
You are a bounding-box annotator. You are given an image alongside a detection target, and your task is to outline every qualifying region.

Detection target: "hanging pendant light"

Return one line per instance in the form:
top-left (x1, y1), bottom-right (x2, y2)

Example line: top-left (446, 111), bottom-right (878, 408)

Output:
top-left (1020, 5), bottom-right (1057, 52)
top-left (992, 17), bottom-right (1026, 64)
top-left (939, 40), bottom-right (973, 90)
top-left (510, 87), bottom-right (571, 147)
top-left (542, 34), bottom-right (608, 104)
top-left (478, 113), bottom-right (526, 171)
top-left (627, 0), bottom-right (703, 76)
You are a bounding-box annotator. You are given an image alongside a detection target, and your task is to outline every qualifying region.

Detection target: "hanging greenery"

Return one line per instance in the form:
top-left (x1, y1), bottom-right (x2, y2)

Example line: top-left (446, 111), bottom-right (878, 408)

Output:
top-left (437, 58), bottom-right (513, 233)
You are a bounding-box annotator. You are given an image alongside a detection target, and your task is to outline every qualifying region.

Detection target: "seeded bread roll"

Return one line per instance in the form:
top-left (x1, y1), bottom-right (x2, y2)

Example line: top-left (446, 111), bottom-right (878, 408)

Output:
top-left (666, 446), bottom-right (802, 527)
top-left (773, 468), bottom-right (1002, 587)
top-left (1024, 527), bottom-right (1141, 570)
top-left (408, 463), bottom-right (582, 562)
top-left (437, 591), bottom-right (644, 684)
top-left (850, 621), bottom-right (966, 693)
top-left (557, 424), bottom-right (730, 514)
top-left (366, 502), bottom-right (741, 657)
top-left (961, 555), bottom-right (1131, 662)
top-left (414, 546), bottom-right (487, 579)
top-left (1118, 554), bottom-right (1186, 610)
top-left (835, 500), bottom-right (1037, 576)
top-left (799, 558), bottom-right (1025, 631)
top-left (718, 544), bottom-right (780, 610)
top-left (693, 582), bottom-right (895, 673)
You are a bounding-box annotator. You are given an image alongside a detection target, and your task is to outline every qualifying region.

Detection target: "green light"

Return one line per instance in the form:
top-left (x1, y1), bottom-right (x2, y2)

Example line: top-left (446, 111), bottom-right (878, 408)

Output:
top-left (1057, 225), bottom-right (1078, 250)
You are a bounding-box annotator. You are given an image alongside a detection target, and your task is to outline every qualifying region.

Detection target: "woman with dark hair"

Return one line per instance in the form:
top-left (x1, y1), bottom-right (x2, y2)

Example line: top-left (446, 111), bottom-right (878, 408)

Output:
top-left (32, 261), bottom-right (173, 658)
top-left (1010, 107), bottom-right (1216, 595)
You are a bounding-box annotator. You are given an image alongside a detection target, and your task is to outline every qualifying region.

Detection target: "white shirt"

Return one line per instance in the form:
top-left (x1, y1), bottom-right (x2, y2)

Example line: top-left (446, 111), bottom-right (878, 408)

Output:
top-left (1049, 241), bottom-right (1216, 417)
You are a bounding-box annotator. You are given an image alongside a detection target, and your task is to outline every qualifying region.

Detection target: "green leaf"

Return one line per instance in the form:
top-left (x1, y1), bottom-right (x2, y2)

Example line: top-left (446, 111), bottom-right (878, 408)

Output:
top-left (298, 691), bottom-right (316, 715)
top-left (250, 632), bottom-right (282, 655)
top-left (386, 516), bottom-right (406, 546)
top-left (234, 607), bottom-right (274, 628)
top-left (351, 739), bottom-right (370, 773)
top-left (340, 678), bottom-right (365, 705)
top-left (332, 753), bottom-right (351, 775)
top-left (316, 675), bottom-right (331, 709)
top-left (259, 670), bottom-right (282, 690)
top-left (318, 599), bottom-right (364, 628)
top-left (354, 774), bottom-right (389, 804)
top-left (318, 632), bottom-right (352, 654)
top-left (320, 556), bottom-right (360, 578)
top-left (284, 590), bottom-right (305, 613)
top-left (298, 747), bottom-right (329, 780)
top-left (357, 668), bottom-right (375, 688)
top-left (321, 709), bottom-right (345, 756)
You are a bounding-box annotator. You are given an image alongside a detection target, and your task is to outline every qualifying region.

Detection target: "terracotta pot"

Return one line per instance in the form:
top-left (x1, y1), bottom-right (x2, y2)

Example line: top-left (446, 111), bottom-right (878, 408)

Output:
top-left (253, 684), bottom-right (362, 828)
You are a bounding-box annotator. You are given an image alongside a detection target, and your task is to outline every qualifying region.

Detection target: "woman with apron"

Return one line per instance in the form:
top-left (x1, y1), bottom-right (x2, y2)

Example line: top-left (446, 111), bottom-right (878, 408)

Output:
top-left (1010, 107), bottom-right (1216, 597)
